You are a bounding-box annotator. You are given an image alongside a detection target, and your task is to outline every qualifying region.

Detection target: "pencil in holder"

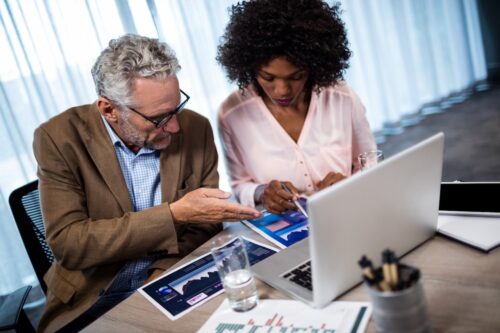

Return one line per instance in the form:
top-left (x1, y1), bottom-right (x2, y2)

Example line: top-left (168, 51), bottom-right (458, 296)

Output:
top-left (365, 265), bottom-right (431, 333)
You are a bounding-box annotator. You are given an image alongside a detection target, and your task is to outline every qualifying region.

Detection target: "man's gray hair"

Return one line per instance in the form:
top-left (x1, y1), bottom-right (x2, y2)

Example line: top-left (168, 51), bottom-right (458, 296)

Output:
top-left (91, 34), bottom-right (180, 106)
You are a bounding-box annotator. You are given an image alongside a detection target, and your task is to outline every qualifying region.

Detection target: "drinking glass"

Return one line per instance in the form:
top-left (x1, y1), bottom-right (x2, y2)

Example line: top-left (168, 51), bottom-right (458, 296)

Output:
top-left (210, 235), bottom-right (259, 312)
top-left (358, 150), bottom-right (384, 170)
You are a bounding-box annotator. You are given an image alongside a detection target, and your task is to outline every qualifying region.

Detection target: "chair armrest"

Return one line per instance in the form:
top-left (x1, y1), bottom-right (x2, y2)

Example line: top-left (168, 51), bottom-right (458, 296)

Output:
top-left (0, 285), bottom-right (32, 329)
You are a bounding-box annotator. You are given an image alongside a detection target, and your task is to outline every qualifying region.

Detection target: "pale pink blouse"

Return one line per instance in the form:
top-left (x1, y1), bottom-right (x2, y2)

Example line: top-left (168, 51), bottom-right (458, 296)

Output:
top-left (218, 82), bottom-right (376, 207)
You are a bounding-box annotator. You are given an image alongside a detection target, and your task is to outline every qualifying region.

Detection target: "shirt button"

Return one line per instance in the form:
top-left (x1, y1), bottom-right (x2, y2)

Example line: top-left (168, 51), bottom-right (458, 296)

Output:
top-left (304, 174), bottom-right (308, 176)
top-left (300, 161), bottom-right (303, 164)
top-left (308, 184), bottom-right (312, 187)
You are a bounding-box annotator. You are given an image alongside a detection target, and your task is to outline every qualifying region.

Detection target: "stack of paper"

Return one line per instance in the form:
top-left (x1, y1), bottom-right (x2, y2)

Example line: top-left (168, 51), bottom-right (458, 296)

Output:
top-left (437, 214), bottom-right (500, 251)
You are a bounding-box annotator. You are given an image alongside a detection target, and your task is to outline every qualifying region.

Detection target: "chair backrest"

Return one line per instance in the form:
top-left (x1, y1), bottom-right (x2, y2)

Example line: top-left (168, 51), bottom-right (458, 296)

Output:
top-left (9, 180), bottom-right (54, 294)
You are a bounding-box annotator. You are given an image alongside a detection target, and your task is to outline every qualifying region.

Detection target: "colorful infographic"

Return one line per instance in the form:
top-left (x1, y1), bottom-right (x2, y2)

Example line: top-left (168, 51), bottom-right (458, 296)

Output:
top-left (242, 198), bottom-right (309, 248)
top-left (139, 237), bottom-right (277, 320)
top-left (197, 299), bottom-right (372, 333)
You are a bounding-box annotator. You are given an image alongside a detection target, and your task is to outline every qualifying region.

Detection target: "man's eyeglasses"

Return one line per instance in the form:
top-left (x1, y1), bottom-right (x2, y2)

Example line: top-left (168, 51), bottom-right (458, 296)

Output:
top-left (122, 89), bottom-right (190, 128)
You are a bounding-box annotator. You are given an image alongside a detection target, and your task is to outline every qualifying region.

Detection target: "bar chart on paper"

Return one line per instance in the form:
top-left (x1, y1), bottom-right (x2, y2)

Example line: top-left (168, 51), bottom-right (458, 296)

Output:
top-left (215, 314), bottom-right (336, 332)
top-left (197, 299), bottom-right (371, 333)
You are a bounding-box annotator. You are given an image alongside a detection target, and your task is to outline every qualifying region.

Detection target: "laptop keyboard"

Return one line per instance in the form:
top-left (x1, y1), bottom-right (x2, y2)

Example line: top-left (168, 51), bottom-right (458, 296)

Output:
top-left (281, 260), bottom-right (312, 291)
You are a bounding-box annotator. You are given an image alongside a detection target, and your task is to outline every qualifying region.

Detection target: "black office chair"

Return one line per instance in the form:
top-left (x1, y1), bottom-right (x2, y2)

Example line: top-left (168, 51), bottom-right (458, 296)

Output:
top-left (0, 285), bottom-right (35, 332)
top-left (9, 180), bottom-right (54, 294)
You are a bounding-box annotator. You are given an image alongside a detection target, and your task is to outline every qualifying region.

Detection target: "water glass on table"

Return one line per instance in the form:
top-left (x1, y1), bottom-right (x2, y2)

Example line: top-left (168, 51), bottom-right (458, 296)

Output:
top-left (358, 150), bottom-right (384, 170)
top-left (210, 235), bottom-right (259, 312)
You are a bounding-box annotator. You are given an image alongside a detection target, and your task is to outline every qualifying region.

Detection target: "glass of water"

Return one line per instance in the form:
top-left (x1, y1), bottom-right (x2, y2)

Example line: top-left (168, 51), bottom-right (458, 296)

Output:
top-left (358, 150), bottom-right (384, 170)
top-left (210, 235), bottom-right (259, 312)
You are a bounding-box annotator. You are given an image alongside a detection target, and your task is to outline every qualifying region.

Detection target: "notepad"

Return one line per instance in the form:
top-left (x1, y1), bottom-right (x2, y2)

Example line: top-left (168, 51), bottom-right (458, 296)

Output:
top-left (437, 214), bottom-right (500, 251)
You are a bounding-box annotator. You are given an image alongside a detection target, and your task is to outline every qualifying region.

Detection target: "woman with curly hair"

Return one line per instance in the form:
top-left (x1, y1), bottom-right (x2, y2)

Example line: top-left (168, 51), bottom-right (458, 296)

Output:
top-left (217, 0), bottom-right (376, 214)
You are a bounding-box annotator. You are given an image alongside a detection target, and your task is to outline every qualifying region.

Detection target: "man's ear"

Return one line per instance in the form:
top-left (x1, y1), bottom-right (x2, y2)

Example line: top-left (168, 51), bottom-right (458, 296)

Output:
top-left (96, 97), bottom-right (118, 123)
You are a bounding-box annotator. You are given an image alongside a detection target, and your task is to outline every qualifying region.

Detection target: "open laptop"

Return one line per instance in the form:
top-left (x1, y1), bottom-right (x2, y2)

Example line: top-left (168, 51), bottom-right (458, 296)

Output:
top-left (252, 132), bottom-right (444, 308)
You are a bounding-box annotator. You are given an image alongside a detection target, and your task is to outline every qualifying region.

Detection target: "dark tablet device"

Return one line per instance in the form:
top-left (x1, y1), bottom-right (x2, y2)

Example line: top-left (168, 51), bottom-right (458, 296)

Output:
top-left (439, 182), bottom-right (500, 214)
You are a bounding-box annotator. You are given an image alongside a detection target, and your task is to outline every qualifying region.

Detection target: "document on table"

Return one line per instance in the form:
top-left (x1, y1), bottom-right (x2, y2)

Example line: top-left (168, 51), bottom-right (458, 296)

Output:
top-left (139, 237), bottom-right (278, 320)
top-left (242, 197), bottom-right (309, 249)
top-left (197, 299), bottom-right (371, 333)
top-left (437, 214), bottom-right (500, 251)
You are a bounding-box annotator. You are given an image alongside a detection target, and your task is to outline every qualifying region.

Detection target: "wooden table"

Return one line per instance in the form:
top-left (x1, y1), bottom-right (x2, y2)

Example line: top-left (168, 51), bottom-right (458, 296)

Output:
top-left (85, 223), bottom-right (500, 332)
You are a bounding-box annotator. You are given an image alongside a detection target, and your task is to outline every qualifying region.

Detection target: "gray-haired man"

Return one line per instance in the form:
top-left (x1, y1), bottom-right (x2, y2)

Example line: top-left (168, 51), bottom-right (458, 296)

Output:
top-left (33, 34), bottom-right (260, 332)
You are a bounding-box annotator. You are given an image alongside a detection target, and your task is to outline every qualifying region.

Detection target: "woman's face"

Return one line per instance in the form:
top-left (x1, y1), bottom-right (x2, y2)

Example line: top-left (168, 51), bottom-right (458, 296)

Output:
top-left (256, 57), bottom-right (309, 108)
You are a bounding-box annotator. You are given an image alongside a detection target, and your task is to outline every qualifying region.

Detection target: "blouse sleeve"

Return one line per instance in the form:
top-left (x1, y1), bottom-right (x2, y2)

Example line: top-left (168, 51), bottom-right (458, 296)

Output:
top-left (349, 88), bottom-right (377, 172)
top-left (217, 110), bottom-right (260, 207)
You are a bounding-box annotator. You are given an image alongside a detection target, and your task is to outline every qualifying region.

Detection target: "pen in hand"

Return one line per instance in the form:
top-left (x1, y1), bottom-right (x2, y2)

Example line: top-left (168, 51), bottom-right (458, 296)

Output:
top-left (280, 182), bottom-right (309, 218)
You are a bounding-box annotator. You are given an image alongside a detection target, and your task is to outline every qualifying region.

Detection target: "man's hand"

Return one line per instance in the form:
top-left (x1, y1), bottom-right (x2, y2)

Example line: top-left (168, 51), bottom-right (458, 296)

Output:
top-left (261, 180), bottom-right (299, 214)
top-left (170, 188), bottom-right (262, 223)
top-left (315, 172), bottom-right (345, 191)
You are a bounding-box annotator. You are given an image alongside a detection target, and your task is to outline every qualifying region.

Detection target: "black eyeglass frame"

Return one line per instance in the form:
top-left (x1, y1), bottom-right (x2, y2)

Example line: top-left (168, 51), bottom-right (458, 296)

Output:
top-left (119, 89), bottom-right (190, 128)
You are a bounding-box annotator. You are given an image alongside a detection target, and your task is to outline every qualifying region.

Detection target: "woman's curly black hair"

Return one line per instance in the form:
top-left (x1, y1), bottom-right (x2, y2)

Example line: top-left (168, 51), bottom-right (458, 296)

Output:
top-left (217, 0), bottom-right (351, 91)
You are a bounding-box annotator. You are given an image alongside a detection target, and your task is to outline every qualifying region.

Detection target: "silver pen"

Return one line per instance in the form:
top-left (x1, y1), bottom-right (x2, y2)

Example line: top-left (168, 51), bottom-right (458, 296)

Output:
top-left (280, 182), bottom-right (309, 218)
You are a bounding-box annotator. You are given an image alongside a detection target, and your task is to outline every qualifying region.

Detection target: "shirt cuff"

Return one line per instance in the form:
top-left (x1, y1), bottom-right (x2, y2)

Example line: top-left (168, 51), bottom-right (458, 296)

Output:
top-left (253, 184), bottom-right (266, 204)
top-left (236, 183), bottom-right (262, 208)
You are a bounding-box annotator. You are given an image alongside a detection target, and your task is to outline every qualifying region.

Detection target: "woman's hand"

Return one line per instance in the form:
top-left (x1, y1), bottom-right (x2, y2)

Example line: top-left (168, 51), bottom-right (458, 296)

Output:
top-left (315, 172), bottom-right (345, 191)
top-left (261, 180), bottom-right (299, 214)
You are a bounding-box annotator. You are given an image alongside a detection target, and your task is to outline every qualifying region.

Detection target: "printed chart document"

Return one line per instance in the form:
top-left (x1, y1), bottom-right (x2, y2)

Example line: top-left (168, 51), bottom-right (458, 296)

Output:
top-left (243, 198), bottom-right (308, 249)
top-left (438, 214), bottom-right (500, 251)
top-left (197, 299), bottom-right (371, 333)
top-left (139, 237), bottom-right (277, 320)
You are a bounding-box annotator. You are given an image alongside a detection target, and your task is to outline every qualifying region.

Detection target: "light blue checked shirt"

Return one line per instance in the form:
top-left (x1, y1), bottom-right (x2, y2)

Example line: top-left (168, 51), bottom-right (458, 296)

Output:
top-left (101, 117), bottom-right (161, 294)
top-left (102, 117), bottom-right (161, 211)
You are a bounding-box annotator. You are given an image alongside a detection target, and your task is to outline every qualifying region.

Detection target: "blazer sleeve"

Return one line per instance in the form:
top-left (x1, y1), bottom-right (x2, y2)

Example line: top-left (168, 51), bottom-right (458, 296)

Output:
top-left (33, 126), bottom-right (179, 271)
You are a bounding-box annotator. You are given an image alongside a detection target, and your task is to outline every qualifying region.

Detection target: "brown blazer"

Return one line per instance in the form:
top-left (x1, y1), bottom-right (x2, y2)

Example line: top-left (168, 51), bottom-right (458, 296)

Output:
top-left (33, 104), bottom-right (222, 332)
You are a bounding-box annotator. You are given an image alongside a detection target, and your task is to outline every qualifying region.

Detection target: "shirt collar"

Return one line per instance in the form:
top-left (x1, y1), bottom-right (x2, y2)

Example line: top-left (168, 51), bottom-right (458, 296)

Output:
top-left (100, 116), bottom-right (157, 156)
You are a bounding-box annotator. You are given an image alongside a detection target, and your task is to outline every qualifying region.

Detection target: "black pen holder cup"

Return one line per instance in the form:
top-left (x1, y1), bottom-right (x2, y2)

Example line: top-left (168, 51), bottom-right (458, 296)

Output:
top-left (365, 273), bottom-right (431, 333)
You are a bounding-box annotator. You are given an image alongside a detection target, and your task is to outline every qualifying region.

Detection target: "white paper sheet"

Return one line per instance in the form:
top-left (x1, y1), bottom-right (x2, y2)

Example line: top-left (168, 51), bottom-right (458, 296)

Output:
top-left (197, 299), bottom-right (371, 333)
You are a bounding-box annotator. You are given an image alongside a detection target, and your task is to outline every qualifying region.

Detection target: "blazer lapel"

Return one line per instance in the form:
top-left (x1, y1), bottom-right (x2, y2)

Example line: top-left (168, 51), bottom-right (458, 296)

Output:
top-left (160, 130), bottom-right (184, 203)
top-left (84, 105), bottom-right (132, 213)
